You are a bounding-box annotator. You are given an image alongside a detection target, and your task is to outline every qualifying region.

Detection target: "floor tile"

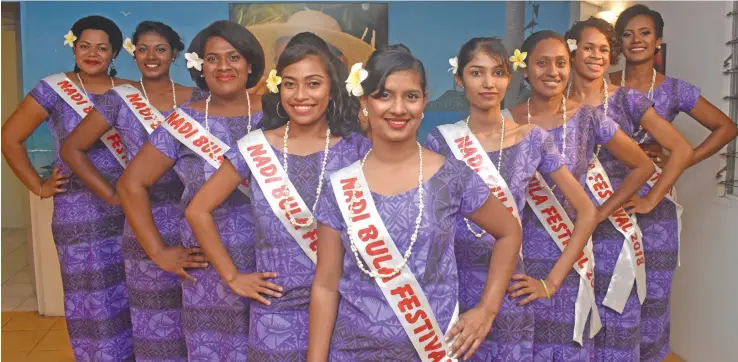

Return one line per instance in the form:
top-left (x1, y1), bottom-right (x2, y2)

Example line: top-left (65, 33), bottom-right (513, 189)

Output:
top-left (27, 348), bottom-right (75, 362)
top-left (15, 295), bottom-right (38, 312)
top-left (1, 330), bottom-right (48, 353)
top-left (2, 283), bottom-right (34, 298)
top-left (34, 329), bottom-right (71, 351)
top-left (2, 312), bottom-right (13, 328)
top-left (2, 312), bottom-right (57, 331)
top-left (2, 297), bottom-right (24, 312)
top-left (5, 269), bottom-right (32, 285)
top-left (50, 318), bottom-right (67, 330)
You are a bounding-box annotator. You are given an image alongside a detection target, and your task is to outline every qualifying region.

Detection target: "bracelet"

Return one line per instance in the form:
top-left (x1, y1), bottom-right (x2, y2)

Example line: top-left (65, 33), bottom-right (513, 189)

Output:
top-left (539, 279), bottom-right (551, 299)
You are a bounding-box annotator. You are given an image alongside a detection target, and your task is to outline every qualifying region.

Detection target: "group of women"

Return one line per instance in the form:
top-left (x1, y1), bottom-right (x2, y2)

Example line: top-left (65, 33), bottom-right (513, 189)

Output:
top-left (2, 4), bottom-right (736, 362)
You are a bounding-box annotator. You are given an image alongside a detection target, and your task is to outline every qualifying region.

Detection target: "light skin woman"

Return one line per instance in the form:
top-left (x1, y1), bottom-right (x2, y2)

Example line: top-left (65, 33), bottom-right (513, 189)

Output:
top-left (308, 46), bottom-right (522, 361)
top-left (454, 41), bottom-right (598, 308)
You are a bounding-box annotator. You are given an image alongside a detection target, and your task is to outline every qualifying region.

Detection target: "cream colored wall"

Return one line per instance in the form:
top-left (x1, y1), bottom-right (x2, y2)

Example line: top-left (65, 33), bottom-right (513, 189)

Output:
top-left (2, 25), bottom-right (31, 228)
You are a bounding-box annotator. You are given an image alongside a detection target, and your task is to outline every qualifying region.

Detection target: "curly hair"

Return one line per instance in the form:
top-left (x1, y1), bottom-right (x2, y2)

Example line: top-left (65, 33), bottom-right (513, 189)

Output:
top-left (565, 16), bottom-right (620, 65)
top-left (520, 30), bottom-right (567, 66)
top-left (70, 15), bottom-right (123, 77)
top-left (132, 21), bottom-right (185, 56)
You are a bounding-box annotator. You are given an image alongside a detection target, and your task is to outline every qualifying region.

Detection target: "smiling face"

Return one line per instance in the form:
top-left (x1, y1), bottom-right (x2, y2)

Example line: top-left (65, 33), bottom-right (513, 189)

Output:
top-left (74, 29), bottom-right (114, 76)
top-left (202, 36), bottom-right (251, 97)
top-left (621, 14), bottom-right (662, 64)
top-left (523, 38), bottom-right (570, 98)
top-left (279, 55), bottom-right (331, 127)
top-left (361, 69), bottom-right (427, 143)
top-left (457, 51), bottom-right (510, 111)
top-left (135, 32), bottom-right (175, 79)
top-left (572, 27), bottom-right (612, 81)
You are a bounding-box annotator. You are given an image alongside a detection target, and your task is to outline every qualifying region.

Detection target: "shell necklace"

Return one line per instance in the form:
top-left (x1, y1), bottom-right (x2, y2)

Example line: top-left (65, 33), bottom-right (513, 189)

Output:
top-left (566, 76), bottom-right (609, 158)
top-left (140, 78), bottom-right (177, 110)
top-left (527, 95), bottom-right (567, 191)
top-left (75, 72), bottom-right (115, 95)
top-left (621, 67), bottom-right (656, 144)
top-left (203, 91), bottom-right (252, 166)
top-left (462, 112), bottom-right (505, 238)
top-left (347, 142), bottom-right (424, 279)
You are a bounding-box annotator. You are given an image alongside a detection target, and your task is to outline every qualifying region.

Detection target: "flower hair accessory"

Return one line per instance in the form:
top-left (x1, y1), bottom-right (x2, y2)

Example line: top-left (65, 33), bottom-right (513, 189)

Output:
top-left (510, 49), bottom-right (527, 71)
top-left (266, 69), bottom-right (282, 94)
top-left (185, 52), bottom-right (204, 71)
top-left (448, 57), bottom-right (458, 74)
top-left (123, 38), bottom-right (135, 56)
top-left (567, 39), bottom-right (578, 52)
top-left (63, 30), bottom-right (77, 48)
top-left (346, 62), bottom-right (368, 97)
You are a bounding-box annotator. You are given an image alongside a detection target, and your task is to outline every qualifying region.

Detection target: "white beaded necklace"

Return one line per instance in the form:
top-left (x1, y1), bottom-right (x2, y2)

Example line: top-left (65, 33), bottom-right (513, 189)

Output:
top-left (621, 67), bottom-right (656, 144)
top-left (347, 142), bottom-right (424, 279)
top-left (203, 91), bottom-right (252, 164)
top-left (140, 78), bottom-right (177, 110)
top-left (566, 77), bottom-right (609, 158)
top-left (462, 112), bottom-right (505, 238)
top-left (282, 120), bottom-right (332, 228)
top-left (527, 96), bottom-right (567, 191)
top-left (75, 72), bottom-right (115, 96)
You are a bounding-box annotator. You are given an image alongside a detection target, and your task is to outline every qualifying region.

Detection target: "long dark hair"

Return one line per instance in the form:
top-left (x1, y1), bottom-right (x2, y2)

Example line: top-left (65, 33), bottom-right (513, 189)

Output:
top-left (261, 37), bottom-right (359, 137)
top-left (362, 44), bottom-right (427, 96)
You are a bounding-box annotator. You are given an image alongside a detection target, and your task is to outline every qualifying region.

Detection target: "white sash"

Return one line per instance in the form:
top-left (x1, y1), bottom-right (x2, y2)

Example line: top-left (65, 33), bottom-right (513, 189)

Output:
top-left (437, 122), bottom-right (521, 223)
top-left (586, 158), bottom-right (647, 312)
top-left (331, 162), bottom-right (459, 362)
top-left (237, 130), bottom-right (318, 263)
top-left (43, 73), bottom-right (128, 167)
top-left (646, 164), bottom-right (683, 265)
top-left (526, 174), bottom-right (601, 344)
top-left (112, 84), bottom-right (165, 135)
top-left (158, 108), bottom-right (250, 195)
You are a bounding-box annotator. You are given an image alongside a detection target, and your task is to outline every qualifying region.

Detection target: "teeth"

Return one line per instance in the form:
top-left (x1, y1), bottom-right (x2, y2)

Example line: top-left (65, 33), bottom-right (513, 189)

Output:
top-left (145, 64), bottom-right (159, 68)
top-left (388, 120), bottom-right (406, 126)
top-left (294, 106), bottom-right (312, 110)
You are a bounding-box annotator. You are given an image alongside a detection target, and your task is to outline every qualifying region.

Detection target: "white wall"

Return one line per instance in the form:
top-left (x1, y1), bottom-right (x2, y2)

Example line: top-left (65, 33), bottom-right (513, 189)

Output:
top-left (1, 18), bottom-right (31, 229)
top-left (640, 2), bottom-right (738, 361)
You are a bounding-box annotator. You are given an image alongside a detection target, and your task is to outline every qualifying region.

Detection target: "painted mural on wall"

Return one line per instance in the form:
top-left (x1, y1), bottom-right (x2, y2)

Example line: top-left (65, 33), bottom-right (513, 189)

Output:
top-left (230, 3), bottom-right (388, 98)
top-left (21, 1), bottom-right (572, 174)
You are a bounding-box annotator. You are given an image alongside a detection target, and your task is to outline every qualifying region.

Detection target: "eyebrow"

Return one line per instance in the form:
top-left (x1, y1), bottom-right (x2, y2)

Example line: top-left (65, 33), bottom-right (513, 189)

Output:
top-left (282, 74), bottom-right (325, 81)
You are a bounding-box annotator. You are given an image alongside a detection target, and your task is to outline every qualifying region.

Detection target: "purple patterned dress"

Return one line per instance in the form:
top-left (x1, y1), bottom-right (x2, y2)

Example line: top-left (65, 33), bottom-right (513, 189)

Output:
top-left (620, 77), bottom-right (699, 362)
top-left (226, 132), bottom-right (371, 361)
top-left (589, 87), bottom-right (654, 361)
top-left (30, 79), bottom-right (133, 361)
top-left (148, 106), bottom-right (263, 361)
top-left (315, 156), bottom-right (492, 361)
top-left (96, 87), bottom-right (206, 361)
top-left (425, 125), bottom-right (565, 361)
top-left (517, 105), bottom-right (619, 361)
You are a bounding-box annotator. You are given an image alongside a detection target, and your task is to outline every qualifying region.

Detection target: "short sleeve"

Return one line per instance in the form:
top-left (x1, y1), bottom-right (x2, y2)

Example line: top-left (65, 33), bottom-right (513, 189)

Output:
top-left (454, 159), bottom-right (491, 216)
top-left (623, 88), bottom-right (654, 125)
top-left (423, 127), bottom-right (452, 157)
top-left (591, 107), bottom-right (620, 145)
top-left (354, 133), bottom-right (373, 157)
top-left (96, 89), bottom-right (123, 127)
top-left (535, 127), bottom-right (565, 175)
top-left (675, 79), bottom-right (701, 113)
top-left (148, 124), bottom-right (179, 161)
top-left (314, 176), bottom-right (344, 231)
top-left (223, 142), bottom-right (251, 181)
top-left (28, 80), bottom-right (58, 114)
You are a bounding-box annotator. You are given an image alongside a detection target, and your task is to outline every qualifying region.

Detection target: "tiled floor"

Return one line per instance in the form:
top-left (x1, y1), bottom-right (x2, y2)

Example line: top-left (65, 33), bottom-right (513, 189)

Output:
top-left (1, 311), bottom-right (74, 361)
top-left (2, 228), bottom-right (37, 312)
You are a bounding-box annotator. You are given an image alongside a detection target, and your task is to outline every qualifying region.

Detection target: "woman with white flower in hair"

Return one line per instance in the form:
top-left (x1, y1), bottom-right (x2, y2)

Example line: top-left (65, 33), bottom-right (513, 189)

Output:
top-left (117, 20), bottom-right (265, 360)
top-left (61, 20), bottom-right (212, 361)
top-left (184, 32), bottom-right (368, 360)
top-left (1, 15), bottom-right (137, 360)
top-left (507, 30), bottom-right (654, 361)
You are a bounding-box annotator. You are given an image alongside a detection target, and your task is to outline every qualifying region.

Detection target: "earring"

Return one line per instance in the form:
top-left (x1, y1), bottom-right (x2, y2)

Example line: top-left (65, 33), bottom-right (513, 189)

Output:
top-left (109, 61), bottom-right (116, 72)
top-left (657, 45), bottom-right (662, 49)
top-left (421, 112), bottom-right (425, 120)
top-left (362, 108), bottom-right (368, 117)
top-left (276, 101), bottom-right (288, 119)
top-left (200, 74), bottom-right (204, 78)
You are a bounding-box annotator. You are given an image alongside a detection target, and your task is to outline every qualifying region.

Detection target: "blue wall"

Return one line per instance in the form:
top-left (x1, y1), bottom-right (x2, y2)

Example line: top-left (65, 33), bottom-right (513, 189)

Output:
top-left (20, 1), bottom-right (572, 169)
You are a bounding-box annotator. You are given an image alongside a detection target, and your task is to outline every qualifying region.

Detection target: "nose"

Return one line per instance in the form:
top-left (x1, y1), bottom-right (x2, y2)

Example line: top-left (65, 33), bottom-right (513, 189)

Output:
top-left (293, 84), bottom-right (309, 101)
top-left (482, 74), bottom-right (495, 90)
top-left (389, 96), bottom-right (406, 116)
